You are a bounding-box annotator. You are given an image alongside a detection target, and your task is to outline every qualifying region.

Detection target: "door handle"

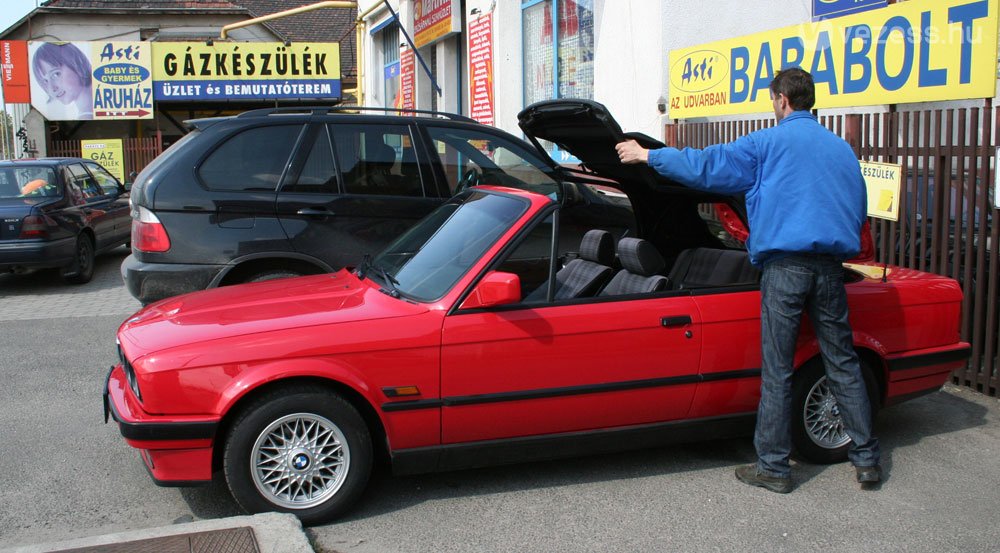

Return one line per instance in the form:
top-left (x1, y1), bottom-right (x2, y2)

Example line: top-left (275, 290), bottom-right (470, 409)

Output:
top-left (296, 207), bottom-right (335, 217)
top-left (661, 315), bottom-right (692, 327)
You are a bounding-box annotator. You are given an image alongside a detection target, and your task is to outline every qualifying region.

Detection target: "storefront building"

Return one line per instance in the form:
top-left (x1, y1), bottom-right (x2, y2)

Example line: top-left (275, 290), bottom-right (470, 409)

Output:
top-left (359, 0), bottom-right (998, 150)
top-left (0, 0), bottom-right (357, 166)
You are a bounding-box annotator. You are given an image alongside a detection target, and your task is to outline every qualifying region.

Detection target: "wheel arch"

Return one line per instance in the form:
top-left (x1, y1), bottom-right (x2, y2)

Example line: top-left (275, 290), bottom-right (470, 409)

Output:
top-left (793, 332), bottom-right (889, 407)
top-left (211, 253), bottom-right (335, 287)
top-left (211, 375), bottom-right (389, 475)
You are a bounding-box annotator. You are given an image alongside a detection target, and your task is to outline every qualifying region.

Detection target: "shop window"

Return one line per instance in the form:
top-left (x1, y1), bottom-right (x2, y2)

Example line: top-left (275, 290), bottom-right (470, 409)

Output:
top-left (522, 0), bottom-right (594, 105)
top-left (381, 22), bottom-right (401, 108)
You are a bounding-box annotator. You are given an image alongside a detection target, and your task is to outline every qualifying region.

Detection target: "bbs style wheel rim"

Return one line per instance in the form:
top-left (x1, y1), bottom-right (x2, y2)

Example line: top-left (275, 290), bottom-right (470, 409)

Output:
top-left (803, 376), bottom-right (852, 450)
top-left (251, 413), bottom-right (350, 510)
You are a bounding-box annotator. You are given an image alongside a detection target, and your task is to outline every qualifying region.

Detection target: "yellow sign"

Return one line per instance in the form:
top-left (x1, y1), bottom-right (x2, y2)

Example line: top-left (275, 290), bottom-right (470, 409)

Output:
top-left (151, 42), bottom-right (341, 101)
top-left (860, 160), bottom-right (901, 221)
top-left (668, 0), bottom-right (999, 118)
top-left (81, 139), bottom-right (124, 182)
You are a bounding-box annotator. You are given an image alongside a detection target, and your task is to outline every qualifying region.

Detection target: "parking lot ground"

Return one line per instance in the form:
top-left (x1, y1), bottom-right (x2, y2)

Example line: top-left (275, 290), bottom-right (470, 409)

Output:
top-left (0, 246), bottom-right (139, 321)
top-left (1, 250), bottom-right (999, 553)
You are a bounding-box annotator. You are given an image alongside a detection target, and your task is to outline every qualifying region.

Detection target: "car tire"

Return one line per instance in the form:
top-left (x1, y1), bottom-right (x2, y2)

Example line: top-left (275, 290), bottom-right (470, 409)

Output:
top-left (791, 358), bottom-right (879, 464)
top-left (61, 234), bottom-right (95, 284)
top-left (223, 386), bottom-right (373, 525)
top-left (245, 269), bottom-right (303, 283)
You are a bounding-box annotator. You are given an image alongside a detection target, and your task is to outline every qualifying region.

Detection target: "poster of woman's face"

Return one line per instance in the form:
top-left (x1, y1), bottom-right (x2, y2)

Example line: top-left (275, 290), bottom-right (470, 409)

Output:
top-left (28, 42), bottom-right (94, 121)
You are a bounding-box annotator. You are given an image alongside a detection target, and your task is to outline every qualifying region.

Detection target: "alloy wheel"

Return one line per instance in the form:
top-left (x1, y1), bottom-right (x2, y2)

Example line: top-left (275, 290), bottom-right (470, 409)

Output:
top-left (802, 376), bottom-right (852, 450)
top-left (250, 413), bottom-right (350, 510)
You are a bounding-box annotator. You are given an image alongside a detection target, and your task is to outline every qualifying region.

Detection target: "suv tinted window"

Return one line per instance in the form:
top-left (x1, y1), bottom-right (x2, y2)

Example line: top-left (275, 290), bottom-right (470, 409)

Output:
top-left (425, 126), bottom-right (558, 195)
top-left (284, 125), bottom-right (338, 194)
top-left (330, 123), bottom-right (423, 197)
top-left (199, 125), bottom-right (303, 191)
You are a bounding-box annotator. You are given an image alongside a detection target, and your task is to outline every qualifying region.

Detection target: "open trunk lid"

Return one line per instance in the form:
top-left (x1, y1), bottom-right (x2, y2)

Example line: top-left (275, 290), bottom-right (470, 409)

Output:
top-left (517, 99), bottom-right (688, 193)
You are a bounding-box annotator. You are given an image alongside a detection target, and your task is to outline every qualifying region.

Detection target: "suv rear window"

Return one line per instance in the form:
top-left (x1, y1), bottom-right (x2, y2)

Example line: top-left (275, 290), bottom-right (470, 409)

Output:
top-left (199, 124), bottom-right (303, 191)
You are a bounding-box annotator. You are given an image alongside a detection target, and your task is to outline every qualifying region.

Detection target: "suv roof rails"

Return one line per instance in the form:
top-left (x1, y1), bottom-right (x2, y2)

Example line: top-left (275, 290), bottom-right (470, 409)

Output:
top-left (236, 105), bottom-right (477, 123)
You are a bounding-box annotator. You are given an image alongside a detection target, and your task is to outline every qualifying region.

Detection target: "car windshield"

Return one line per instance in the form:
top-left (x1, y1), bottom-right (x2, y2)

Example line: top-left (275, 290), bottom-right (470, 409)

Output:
top-left (0, 167), bottom-right (59, 200)
top-left (371, 190), bottom-right (530, 301)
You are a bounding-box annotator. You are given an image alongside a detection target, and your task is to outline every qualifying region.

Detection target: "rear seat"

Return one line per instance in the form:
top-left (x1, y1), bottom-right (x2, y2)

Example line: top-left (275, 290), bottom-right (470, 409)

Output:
top-left (667, 248), bottom-right (760, 290)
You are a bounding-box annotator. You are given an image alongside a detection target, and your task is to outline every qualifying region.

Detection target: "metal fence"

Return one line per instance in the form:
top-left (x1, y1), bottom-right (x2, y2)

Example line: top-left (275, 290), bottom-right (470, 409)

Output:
top-left (50, 133), bottom-right (163, 182)
top-left (666, 103), bottom-right (998, 397)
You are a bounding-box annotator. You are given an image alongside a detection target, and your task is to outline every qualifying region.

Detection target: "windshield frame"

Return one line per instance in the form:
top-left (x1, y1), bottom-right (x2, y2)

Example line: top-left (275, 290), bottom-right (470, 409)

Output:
top-left (369, 188), bottom-right (532, 303)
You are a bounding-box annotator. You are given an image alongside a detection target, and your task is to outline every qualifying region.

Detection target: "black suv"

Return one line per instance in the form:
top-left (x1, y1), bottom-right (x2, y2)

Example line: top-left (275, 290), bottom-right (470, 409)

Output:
top-left (1, 158), bottom-right (130, 284)
top-left (123, 107), bottom-right (634, 304)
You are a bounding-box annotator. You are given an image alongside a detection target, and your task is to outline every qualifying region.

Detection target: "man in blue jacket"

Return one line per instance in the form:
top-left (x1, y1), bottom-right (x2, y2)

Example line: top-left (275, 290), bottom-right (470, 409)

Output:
top-left (615, 68), bottom-right (881, 493)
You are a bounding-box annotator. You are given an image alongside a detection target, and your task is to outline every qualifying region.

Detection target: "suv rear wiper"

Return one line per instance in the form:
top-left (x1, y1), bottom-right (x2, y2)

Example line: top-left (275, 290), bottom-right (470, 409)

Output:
top-left (355, 253), bottom-right (373, 279)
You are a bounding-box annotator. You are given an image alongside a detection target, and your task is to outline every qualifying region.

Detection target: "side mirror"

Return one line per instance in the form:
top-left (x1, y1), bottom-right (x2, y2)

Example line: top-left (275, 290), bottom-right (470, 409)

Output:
top-left (460, 271), bottom-right (521, 309)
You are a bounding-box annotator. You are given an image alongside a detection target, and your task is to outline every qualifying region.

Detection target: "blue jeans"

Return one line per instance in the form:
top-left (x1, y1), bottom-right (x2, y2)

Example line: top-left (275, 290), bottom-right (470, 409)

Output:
top-left (756, 255), bottom-right (880, 477)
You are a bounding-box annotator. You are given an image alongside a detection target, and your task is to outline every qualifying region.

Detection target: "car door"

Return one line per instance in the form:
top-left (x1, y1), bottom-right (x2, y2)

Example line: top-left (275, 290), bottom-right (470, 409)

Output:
top-left (83, 161), bottom-right (130, 245)
top-left (439, 213), bottom-right (702, 444)
top-left (275, 122), bottom-right (442, 270)
top-left (65, 163), bottom-right (117, 248)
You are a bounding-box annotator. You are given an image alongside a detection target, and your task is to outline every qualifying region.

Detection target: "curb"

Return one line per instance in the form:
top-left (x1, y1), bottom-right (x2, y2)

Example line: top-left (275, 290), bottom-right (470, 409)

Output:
top-left (1, 513), bottom-right (314, 553)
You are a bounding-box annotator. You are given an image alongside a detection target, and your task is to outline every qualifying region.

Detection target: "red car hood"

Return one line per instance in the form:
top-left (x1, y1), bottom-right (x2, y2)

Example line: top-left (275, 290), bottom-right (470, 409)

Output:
top-left (118, 270), bottom-right (428, 359)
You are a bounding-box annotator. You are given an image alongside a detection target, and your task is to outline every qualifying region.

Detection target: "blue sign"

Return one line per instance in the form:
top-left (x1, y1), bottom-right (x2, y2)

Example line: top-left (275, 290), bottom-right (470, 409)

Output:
top-left (813, 0), bottom-right (887, 21)
top-left (155, 79), bottom-right (341, 101)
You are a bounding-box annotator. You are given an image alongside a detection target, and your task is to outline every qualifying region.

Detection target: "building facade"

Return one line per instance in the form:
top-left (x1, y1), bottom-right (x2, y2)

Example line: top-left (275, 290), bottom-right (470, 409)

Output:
top-left (359, 0), bottom-right (998, 153)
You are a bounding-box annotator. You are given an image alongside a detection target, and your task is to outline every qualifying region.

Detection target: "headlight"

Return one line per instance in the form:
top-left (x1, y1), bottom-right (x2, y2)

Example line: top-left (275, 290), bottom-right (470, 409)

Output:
top-left (117, 342), bottom-right (142, 402)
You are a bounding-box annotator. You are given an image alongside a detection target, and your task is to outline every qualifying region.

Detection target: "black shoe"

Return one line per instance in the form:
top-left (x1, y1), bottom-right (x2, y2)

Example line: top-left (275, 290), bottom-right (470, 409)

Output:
top-left (735, 464), bottom-right (793, 494)
top-left (855, 465), bottom-right (882, 486)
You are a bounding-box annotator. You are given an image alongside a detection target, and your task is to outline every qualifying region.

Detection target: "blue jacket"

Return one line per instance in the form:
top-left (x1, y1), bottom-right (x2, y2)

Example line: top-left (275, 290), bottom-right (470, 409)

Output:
top-left (647, 111), bottom-right (866, 267)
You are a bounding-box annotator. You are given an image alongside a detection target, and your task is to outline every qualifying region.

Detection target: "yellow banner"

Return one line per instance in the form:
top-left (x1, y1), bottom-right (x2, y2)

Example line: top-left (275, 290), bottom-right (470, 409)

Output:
top-left (668, 0), bottom-right (999, 118)
top-left (81, 139), bottom-right (124, 182)
top-left (151, 42), bottom-right (341, 101)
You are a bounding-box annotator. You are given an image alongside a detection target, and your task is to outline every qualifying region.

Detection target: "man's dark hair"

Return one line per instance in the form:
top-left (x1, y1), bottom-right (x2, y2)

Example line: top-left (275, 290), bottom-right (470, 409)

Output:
top-left (769, 68), bottom-right (815, 111)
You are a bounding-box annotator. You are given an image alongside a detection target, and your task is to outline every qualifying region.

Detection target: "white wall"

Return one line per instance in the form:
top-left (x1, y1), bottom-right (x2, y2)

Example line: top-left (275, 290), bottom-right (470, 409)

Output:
top-left (592, 1), bottom-right (664, 140)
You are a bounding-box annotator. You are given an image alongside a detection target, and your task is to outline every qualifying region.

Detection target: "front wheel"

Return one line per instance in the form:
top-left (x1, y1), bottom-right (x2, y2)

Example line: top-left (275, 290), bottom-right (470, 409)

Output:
top-left (223, 386), bottom-right (373, 525)
top-left (791, 359), bottom-right (879, 464)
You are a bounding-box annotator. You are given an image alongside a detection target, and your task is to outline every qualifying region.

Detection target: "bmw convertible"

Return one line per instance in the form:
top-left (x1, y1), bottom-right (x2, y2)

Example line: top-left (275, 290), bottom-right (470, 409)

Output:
top-left (104, 100), bottom-right (970, 524)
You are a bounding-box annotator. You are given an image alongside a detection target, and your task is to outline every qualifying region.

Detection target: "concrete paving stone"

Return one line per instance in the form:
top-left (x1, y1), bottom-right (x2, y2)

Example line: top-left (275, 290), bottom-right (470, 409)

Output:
top-left (0, 247), bottom-right (141, 321)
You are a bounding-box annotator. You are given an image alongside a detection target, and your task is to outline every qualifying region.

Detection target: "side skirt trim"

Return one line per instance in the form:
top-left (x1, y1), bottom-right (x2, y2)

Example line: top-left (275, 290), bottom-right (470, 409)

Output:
top-left (390, 412), bottom-right (757, 475)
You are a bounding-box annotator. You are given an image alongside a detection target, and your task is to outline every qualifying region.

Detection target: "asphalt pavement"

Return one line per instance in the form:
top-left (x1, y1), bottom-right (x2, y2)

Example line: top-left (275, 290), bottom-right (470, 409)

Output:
top-left (1, 248), bottom-right (1000, 553)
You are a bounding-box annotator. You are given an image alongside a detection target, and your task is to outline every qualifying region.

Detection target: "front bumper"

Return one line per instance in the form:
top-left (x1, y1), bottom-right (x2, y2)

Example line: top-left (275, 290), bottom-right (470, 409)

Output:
top-left (120, 254), bottom-right (224, 305)
top-left (104, 364), bottom-right (218, 485)
top-left (0, 237), bottom-right (75, 272)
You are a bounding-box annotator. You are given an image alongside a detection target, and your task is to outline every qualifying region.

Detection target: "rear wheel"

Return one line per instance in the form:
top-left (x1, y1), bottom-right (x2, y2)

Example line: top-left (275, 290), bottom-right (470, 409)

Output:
top-left (223, 386), bottom-right (373, 525)
top-left (791, 359), bottom-right (879, 464)
top-left (245, 269), bottom-right (303, 283)
top-left (61, 234), bottom-right (95, 284)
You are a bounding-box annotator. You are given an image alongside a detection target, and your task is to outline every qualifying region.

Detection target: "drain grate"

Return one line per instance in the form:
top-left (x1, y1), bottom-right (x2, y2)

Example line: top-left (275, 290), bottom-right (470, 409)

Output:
top-left (52, 527), bottom-right (260, 553)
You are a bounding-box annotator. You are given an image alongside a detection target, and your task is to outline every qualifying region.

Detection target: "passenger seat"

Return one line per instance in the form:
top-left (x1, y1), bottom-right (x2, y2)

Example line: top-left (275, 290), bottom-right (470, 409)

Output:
top-left (526, 229), bottom-right (615, 301)
top-left (667, 248), bottom-right (760, 290)
top-left (599, 238), bottom-right (668, 296)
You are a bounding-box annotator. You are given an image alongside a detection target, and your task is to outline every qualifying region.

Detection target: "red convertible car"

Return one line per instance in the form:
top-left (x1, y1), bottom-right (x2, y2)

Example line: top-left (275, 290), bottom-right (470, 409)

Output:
top-left (104, 100), bottom-right (970, 524)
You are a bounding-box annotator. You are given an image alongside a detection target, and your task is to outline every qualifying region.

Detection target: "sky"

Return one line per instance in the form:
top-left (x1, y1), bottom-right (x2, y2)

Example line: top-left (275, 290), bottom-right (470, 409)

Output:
top-left (0, 0), bottom-right (42, 36)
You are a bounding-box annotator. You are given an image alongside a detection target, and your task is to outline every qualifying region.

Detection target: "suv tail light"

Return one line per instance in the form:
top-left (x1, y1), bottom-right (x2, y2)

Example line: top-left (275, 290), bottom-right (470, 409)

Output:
top-left (132, 206), bottom-right (171, 252)
top-left (19, 215), bottom-right (49, 239)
